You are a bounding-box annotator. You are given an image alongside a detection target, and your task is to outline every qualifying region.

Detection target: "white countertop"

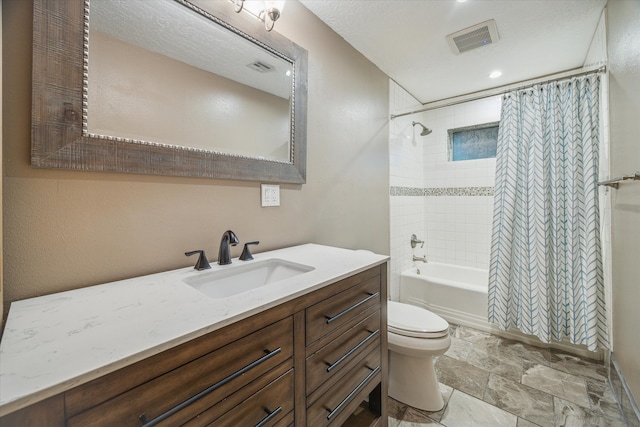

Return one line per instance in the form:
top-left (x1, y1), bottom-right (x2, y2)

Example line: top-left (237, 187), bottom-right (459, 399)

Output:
top-left (0, 244), bottom-right (388, 416)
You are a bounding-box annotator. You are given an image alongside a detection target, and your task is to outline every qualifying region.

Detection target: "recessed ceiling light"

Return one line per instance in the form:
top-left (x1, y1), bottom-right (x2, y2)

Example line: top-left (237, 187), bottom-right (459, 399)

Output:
top-left (489, 70), bottom-right (502, 79)
top-left (457, 0), bottom-right (468, 3)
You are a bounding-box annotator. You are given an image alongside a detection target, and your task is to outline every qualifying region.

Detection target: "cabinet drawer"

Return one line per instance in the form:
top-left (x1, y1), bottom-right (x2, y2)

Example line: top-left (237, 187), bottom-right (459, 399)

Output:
top-left (168, 361), bottom-right (292, 426)
top-left (306, 275), bottom-right (380, 346)
top-left (306, 310), bottom-right (380, 395)
top-left (201, 369), bottom-right (294, 427)
top-left (307, 347), bottom-right (381, 427)
top-left (67, 317), bottom-right (293, 427)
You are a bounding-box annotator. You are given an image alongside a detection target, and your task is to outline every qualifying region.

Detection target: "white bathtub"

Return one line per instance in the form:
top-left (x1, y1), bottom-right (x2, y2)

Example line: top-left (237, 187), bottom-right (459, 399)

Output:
top-left (399, 262), bottom-right (603, 359)
top-left (400, 263), bottom-right (489, 329)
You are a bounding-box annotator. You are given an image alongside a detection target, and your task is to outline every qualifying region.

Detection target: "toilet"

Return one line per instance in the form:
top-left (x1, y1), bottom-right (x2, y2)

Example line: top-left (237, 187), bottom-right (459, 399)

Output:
top-left (387, 300), bottom-right (451, 411)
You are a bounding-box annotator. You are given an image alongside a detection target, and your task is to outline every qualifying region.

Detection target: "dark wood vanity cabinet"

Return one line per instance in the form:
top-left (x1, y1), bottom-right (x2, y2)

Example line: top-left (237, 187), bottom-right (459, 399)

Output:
top-left (305, 274), bottom-right (384, 426)
top-left (0, 264), bottom-right (387, 427)
top-left (66, 317), bottom-right (295, 427)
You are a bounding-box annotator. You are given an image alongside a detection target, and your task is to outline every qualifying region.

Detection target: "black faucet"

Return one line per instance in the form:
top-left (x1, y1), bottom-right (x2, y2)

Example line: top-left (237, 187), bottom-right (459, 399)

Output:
top-left (239, 241), bottom-right (260, 261)
top-left (218, 230), bottom-right (239, 265)
top-left (184, 250), bottom-right (211, 270)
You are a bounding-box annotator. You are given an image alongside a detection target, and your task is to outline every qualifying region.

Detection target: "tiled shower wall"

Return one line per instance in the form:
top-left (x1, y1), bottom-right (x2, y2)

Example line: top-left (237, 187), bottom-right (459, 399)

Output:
top-left (389, 81), bottom-right (501, 299)
top-left (421, 96), bottom-right (500, 270)
top-left (389, 83), bottom-right (424, 300)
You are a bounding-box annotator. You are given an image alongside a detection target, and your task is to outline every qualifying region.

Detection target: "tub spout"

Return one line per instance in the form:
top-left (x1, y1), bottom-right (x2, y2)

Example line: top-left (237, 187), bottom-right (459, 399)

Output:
top-left (413, 255), bottom-right (427, 263)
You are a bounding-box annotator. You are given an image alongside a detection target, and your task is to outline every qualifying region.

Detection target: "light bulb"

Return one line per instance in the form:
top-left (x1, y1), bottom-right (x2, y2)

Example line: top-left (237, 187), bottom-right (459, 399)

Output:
top-left (265, 0), bottom-right (285, 14)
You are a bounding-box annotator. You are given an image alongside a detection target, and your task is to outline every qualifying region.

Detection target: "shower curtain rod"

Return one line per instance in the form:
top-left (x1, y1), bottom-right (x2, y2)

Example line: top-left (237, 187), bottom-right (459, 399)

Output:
top-left (390, 65), bottom-right (607, 119)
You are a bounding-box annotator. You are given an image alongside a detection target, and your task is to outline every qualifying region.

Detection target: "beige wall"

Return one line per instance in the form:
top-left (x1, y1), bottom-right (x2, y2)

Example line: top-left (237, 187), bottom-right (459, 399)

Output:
top-left (608, 0), bottom-right (640, 406)
top-left (1, 0), bottom-right (389, 311)
top-left (88, 31), bottom-right (290, 160)
top-left (1, 0), bottom-right (3, 319)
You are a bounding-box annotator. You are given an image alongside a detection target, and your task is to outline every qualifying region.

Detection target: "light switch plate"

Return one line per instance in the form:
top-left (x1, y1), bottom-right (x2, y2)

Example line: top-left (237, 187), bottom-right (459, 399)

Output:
top-left (261, 184), bottom-right (280, 207)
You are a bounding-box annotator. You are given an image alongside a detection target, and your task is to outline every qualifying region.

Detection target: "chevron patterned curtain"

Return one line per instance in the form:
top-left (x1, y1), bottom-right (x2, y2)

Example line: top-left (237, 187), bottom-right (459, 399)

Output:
top-left (488, 76), bottom-right (608, 351)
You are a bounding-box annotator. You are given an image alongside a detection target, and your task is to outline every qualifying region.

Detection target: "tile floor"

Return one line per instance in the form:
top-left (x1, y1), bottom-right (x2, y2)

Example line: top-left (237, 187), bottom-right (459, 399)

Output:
top-left (388, 324), bottom-right (628, 427)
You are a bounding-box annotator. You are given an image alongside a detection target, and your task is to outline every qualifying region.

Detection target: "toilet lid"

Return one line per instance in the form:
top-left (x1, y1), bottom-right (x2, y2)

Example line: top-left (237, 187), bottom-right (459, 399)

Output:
top-left (388, 301), bottom-right (449, 338)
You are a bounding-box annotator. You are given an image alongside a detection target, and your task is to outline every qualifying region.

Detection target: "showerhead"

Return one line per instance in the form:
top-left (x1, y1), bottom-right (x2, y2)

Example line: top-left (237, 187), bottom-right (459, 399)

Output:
top-left (412, 121), bottom-right (432, 136)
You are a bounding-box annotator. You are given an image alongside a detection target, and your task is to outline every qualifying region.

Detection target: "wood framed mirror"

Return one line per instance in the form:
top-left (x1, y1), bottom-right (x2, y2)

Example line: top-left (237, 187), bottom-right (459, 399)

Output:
top-left (31, 0), bottom-right (308, 183)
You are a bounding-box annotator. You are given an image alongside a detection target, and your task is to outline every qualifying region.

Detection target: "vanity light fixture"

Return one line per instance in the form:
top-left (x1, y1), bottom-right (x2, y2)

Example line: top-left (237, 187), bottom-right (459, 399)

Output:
top-left (232, 0), bottom-right (286, 32)
top-left (232, 0), bottom-right (244, 13)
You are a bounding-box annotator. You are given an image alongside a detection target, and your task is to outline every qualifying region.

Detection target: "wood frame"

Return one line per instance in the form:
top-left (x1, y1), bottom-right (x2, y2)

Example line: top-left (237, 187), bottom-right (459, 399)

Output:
top-left (31, 0), bottom-right (308, 183)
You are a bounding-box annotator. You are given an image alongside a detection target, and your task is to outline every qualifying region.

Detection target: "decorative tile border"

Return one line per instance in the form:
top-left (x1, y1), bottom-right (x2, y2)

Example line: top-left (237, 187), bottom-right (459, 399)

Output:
top-left (390, 186), bottom-right (494, 197)
top-left (389, 186), bottom-right (424, 196)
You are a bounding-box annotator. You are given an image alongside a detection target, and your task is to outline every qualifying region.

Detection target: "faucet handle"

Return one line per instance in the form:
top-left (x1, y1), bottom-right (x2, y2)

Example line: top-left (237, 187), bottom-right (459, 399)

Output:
top-left (239, 241), bottom-right (260, 261)
top-left (411, 234), bottom-right (425, 248)
top-left (185, 250), bottom-right (211, 271)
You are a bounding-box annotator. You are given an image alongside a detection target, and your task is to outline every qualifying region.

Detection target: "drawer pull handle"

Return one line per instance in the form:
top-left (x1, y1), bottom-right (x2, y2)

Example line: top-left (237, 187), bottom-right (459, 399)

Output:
top-left (254, 406), bottom-right (283, 427)
top-left (326, 329), bottom-right (380, 372)
top-left (325, 292), bottom-right (379, 324)
top-left (326, 365), bottom-right (381, 420)
top-left (138, 347), bottom-right (282, 427)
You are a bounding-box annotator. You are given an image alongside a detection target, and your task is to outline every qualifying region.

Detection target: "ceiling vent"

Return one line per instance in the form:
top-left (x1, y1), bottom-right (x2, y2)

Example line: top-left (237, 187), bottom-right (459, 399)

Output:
top-left (446, 19), bottom-right (499, 55)
top-left (246, 60), bottom-right (274, 73)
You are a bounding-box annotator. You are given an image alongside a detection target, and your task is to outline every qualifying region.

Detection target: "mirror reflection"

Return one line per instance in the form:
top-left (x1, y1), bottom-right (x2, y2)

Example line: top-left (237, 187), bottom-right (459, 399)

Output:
top-left (87, 0), bottom-right (294, 162)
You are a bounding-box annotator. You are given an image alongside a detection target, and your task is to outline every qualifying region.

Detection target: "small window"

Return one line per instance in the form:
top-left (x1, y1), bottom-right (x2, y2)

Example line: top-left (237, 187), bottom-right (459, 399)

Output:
top-left (448, 122), bottom-right (499, 161)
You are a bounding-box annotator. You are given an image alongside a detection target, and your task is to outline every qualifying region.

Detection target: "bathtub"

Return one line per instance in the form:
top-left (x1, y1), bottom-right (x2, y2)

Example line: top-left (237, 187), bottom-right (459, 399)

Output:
top-left (400, 263), bottom-right (489, 329)
top-left (399, 262), bottom-right (603, 359)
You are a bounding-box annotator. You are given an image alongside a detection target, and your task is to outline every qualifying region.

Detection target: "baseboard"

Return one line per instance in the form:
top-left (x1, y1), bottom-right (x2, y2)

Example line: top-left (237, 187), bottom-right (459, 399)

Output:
top-left (610, 354), bottom-right (640, 427)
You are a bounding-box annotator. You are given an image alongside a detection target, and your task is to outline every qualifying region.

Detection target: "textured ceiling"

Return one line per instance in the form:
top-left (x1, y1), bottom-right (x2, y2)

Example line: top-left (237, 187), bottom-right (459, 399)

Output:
top-left (299, 0), bottom-right (607, 104)
top-left (91, 0), bottom-right (292, 99)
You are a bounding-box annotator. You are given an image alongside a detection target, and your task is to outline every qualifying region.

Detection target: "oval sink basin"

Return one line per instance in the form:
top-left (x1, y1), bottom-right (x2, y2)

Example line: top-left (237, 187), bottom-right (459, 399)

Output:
top-left (183, 258), bottom-right (315, 298)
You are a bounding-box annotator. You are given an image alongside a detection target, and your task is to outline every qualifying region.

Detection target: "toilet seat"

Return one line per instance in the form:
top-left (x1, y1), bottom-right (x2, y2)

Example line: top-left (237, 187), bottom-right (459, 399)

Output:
top-left (388, 301), bottom-right (449, 339)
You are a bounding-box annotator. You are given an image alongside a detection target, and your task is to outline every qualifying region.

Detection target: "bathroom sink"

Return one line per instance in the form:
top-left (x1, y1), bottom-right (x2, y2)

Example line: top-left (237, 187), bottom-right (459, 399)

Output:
top-left (183, 258), bottom-right (315, 298)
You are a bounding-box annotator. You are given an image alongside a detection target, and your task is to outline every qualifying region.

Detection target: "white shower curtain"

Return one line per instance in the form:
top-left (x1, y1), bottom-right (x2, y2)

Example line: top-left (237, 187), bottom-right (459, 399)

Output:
top-left (488, 76), bottom-right (608, 351)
